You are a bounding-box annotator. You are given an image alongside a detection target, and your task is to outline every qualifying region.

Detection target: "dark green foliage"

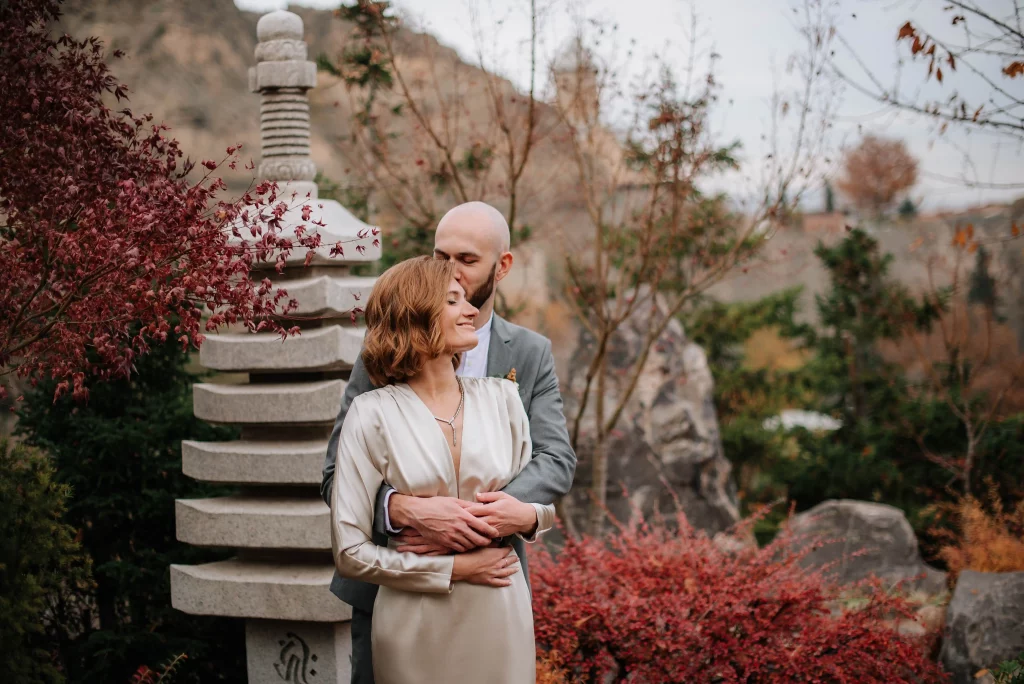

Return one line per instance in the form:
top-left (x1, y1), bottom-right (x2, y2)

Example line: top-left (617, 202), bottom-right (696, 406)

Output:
top-left (319, 2), bottom-right (396, 122)
top-left (790, 231), bottom-right (967, 527)
top-left (968, 244), bottom-right (999, 311)
top-left (690, 229), bottom-right (1024, 544)
top-left (685, 288), bottom-right (816, 541)
top-left (15, 333), bottom-right (245, 684)
top-left (898, 197), bottom-right (917, 219)
top-left (824, 180), bottom-right (835, 213)
top-left (992, 652), bottom-right (1024, 684)
top-left (0, 440), bottom-right (90, 684)
top-left (806, 229), bottom-right (941, 421)
top-left (799, 232), bottom-right (1023, 526)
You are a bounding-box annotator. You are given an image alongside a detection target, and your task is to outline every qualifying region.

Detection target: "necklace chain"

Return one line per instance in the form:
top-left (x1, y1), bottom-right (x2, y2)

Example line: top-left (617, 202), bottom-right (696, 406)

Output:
top-left (432, 376), bottom-right (465, 447)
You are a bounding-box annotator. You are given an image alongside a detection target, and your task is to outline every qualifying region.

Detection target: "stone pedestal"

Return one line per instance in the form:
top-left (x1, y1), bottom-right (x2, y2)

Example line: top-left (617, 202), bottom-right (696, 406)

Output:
top-left (246, 620), bottom-right (352, 684)
top-left (170, 10), bottom-right (379, 684)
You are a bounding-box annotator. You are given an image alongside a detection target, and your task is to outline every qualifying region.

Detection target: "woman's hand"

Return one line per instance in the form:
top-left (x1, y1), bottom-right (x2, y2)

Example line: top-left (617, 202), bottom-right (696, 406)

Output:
top-left (451, 547), bottom-right (520, 587)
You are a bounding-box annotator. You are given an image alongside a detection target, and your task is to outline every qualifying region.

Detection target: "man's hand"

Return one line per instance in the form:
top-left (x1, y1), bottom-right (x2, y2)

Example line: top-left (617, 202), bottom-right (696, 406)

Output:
top-left (464, 491), bottom-right (537, 538)
top-left (389, 494), bottom-right (498, 553)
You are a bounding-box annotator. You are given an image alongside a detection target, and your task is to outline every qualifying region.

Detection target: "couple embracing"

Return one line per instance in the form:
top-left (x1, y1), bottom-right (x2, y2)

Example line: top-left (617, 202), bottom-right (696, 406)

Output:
top-left (320, 201), bottom-right (577, 683)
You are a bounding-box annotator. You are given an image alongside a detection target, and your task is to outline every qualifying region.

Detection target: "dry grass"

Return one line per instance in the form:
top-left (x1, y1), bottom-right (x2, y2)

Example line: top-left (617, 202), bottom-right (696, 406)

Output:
top-left (933, 483), bottom-right (1024, 579)
top-left (743, 326), bottom-right (811, 371)
top-left (536, 651), bottom-right (571, 684)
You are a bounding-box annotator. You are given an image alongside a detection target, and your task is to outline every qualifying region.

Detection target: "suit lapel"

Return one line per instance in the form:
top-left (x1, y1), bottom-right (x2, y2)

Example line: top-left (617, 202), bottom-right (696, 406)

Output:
top-left (486, 314), bottom-right (514, 379)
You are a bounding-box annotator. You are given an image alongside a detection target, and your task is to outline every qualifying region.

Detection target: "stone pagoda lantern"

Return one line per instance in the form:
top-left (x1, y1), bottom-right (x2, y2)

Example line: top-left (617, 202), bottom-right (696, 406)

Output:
top-left (170, 10), bottom-right (378, 684)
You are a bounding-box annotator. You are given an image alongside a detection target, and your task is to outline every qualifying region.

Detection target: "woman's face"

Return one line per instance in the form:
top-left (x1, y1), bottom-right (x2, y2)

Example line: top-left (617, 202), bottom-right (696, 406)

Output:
top-left (442, 278), bottom-right (479, 354)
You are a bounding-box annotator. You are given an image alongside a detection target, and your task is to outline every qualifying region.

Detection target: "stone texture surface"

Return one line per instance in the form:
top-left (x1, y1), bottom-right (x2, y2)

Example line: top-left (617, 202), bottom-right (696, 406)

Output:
top-left (276, 275), bottom-right (376, 317)
top-left (192, 380), bottom-right (345, 424)
top-left (564, 295), bottom-right (739, 534)
top-left (247, 620), bottom-right (351, 684)
top-left (199, 326), bottom-right (364, 372)
top-left (254, 38), bottom-right (307, 63)
top-left (788, 500), bottom-right (948, 593)
top-left (256, 9), bottom-right (304, 42)
top-left (171, 560), bottom-right (350, 622)
top-left (175, 496), bottom-right (330, 550)
top-left (941, 570), bottom-right (1024, 684)
top-left (181, 439), bottom-right (326, 485)
top-left (249, 59), bottom-right (317, 90)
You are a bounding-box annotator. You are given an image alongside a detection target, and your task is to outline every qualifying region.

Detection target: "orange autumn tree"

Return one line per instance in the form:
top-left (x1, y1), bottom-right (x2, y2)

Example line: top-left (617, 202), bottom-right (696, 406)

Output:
top-left (837, 134), bottom-right (919, 217)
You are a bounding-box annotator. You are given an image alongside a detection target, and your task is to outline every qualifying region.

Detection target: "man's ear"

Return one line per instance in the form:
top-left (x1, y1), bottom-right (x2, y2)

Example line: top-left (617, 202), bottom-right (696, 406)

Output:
top-left (495, 251), bottom-right (514, 283)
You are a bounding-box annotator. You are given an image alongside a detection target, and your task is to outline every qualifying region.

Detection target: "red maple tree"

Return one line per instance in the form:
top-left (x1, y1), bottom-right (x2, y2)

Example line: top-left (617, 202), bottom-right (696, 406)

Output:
top-left (0, 0), bottom-right (349, 401)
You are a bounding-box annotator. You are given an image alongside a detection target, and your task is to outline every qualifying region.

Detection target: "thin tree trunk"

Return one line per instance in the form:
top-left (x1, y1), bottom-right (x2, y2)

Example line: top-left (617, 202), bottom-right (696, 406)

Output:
top-left (963, 421), bottom-right (977, 496)
top-left (588, 353), bottom-right (608, 536)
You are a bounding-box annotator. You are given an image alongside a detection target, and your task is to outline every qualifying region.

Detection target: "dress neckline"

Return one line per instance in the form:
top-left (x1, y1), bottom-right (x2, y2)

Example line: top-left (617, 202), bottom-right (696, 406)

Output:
top-left (395, 381), bottom-right (470, 494)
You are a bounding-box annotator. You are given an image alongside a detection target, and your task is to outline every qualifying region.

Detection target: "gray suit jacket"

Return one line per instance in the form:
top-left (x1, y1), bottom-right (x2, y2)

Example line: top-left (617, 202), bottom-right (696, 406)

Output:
top-left (321, 315), bottom-right (577, 612)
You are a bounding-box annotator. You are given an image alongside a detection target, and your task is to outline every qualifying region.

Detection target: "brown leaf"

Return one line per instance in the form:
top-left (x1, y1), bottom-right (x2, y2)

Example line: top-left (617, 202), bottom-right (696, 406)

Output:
top-left (1003, 61), bottom-right (1024, 79)
top-left (897, 21), bottom-right (915, 40)
top-left (936, 67), bottom-right (943, 83)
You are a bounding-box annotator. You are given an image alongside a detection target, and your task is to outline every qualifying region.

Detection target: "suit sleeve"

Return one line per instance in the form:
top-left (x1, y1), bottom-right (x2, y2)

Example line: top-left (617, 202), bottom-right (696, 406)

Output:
top-left (330, 398), bottom-right (455, 593)
top-left (502, 380), bottom-right (555, 543)
top-left (321, 353), bottom-right (394, 541)
top-left (501, 338), bottom-right (577, 506)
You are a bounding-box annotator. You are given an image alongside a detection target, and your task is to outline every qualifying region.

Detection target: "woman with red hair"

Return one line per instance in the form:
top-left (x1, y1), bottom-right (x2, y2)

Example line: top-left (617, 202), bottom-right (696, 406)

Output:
top-left (330, 256), bottom-right (554, 683)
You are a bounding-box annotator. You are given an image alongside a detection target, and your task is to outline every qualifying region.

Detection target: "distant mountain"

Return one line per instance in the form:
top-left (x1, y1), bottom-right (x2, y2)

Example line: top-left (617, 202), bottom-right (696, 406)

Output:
top-left (58, 0), bottom-right (381, 193)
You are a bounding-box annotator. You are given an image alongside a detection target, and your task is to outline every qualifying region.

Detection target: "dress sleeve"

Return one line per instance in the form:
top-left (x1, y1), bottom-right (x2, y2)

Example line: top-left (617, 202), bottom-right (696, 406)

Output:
top-left (502, 380), bottom-right (556, 543)
top-left (330, 397), bottom-right (455, 593)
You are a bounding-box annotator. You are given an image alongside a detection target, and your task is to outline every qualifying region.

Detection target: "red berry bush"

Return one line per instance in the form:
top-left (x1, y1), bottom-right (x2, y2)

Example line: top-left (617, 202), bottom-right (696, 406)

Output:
top-left (532, 515), bottom-right (949, 683)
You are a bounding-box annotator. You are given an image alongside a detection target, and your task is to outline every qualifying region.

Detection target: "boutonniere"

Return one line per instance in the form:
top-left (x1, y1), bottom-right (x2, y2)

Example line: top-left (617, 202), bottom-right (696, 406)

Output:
top-left (494, 368), bottom-right (519, 391)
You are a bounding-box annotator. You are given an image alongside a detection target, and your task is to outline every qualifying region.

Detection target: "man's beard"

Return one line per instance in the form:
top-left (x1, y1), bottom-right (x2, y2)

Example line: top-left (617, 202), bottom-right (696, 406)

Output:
top-left (467, 263), bottom-right (497, 310)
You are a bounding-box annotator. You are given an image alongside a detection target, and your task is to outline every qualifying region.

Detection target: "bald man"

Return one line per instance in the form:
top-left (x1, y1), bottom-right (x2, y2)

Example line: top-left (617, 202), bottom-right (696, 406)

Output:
top-left (321, 201), bottom-right (577, 684)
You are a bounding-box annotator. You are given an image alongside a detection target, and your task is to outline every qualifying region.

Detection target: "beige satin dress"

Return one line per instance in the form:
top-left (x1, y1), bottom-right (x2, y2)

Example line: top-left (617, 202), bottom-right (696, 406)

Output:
top-left (330, 377), bottom-right (555, 684)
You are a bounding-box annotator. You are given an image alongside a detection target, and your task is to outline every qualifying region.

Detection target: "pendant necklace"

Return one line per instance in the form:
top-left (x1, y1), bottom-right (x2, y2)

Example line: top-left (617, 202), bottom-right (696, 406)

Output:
top-left (432, 376), bottom-right (465, 447)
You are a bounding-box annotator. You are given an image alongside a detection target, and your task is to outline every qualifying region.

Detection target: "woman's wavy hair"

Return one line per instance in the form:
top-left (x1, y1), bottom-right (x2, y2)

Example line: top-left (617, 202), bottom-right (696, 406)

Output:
top-left (362, 256), bottom-right (461, 386)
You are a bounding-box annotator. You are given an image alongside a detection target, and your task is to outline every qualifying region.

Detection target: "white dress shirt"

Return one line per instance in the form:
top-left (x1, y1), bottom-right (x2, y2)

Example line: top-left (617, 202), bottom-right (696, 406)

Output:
top-left (383, 313), bottom-right (494, 532)
top-left (456, 313), bottom-right (493, 380)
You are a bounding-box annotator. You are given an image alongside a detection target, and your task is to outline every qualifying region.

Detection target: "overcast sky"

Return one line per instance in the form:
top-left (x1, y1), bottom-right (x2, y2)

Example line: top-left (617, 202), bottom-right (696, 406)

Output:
top-left (236, 0), bottom-right (1023, 210)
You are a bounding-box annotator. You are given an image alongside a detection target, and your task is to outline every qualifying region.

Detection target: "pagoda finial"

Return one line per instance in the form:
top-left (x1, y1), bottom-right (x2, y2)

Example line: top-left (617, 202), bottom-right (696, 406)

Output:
top-left (250, 10), bottom-right (318, 199)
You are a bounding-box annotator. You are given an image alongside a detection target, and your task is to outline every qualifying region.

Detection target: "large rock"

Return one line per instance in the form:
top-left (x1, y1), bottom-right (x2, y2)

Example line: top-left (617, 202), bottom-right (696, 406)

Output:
top-left (563, 295), bottom-right (739, 534)
top-left (941, 570), bottom-right (1024, 684)
top-left (788, 500), bottom-right (947, 593)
